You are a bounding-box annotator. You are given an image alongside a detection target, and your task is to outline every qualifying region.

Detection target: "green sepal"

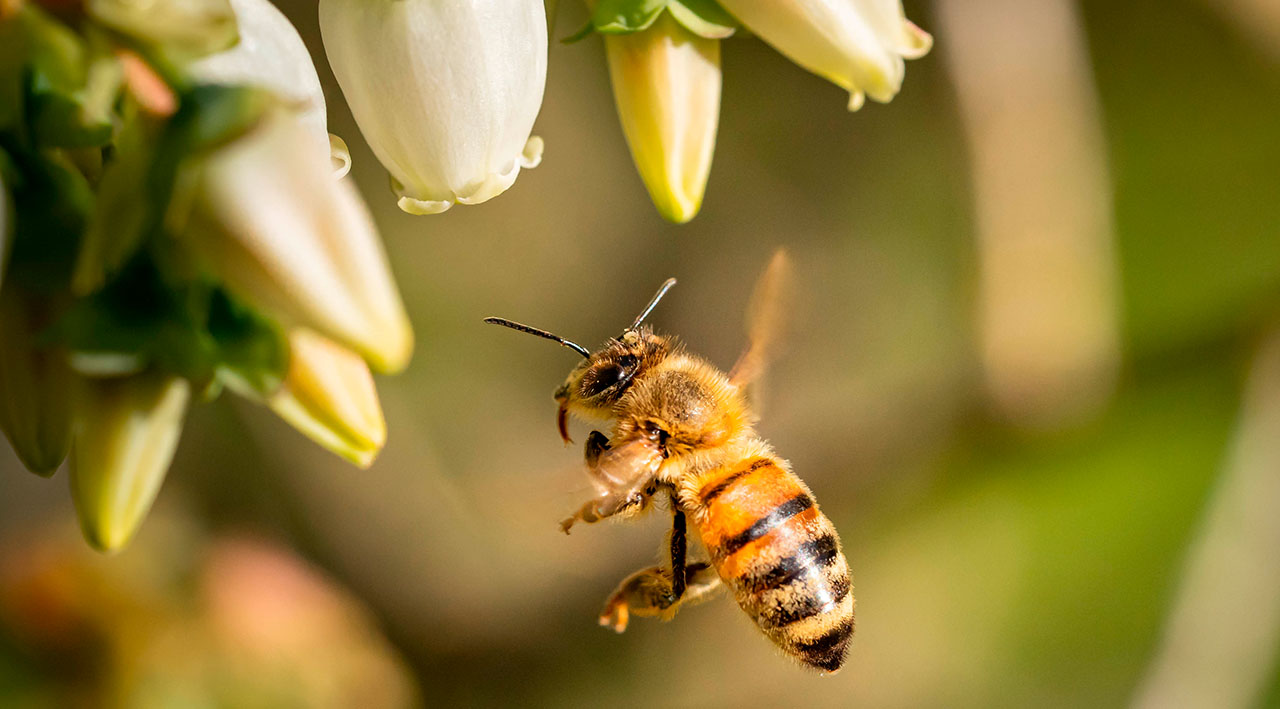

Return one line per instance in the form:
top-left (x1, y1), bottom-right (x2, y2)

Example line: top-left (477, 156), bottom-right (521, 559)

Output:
top-left (47, 256), bottom-right (289, 398)
top-left (561, 20), bottom-right (595, 44)
top-left (667, 0), bottom-right (737, 39)
top-left (205, 287), bottom-right (288, 397)
top-left (593, 0), bottom-right (667, 33)
top-left (563, 0), bottom-right (736, 41)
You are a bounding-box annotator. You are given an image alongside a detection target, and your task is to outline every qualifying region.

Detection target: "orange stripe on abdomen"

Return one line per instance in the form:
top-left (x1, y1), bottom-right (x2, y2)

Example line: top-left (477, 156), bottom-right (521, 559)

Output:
top-left (696, 458), bottom-right (811, 553)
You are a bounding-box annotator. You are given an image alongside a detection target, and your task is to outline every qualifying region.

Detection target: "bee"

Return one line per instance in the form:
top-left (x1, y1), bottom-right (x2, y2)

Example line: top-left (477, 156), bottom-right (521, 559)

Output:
top-left (485, 252), bottom-right (853, 672)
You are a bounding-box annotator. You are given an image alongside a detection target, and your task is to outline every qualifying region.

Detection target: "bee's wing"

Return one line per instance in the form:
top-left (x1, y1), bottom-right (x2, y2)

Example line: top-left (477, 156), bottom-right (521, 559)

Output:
top-left (592, 436), bottom-right (666, 494)
top-left (729, 249), bottom-right (794, 390)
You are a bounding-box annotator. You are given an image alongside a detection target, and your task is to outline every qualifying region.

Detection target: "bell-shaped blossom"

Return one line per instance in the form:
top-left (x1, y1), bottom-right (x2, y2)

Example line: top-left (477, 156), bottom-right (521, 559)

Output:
top-left (605, 13), bottom-right (721, 223)
top-left (190, 0), bottom-right (350, 176)
top-left (267, 329), bottom-right (387, 468)
top-left (319, 0), bottom-right (547, 214)
top-left (69, 373), bottom-right (191, 552)
top-left (716, 0), bottom-right (931, 110)
top-left (185, 110), bottom-right (414, 374)
top-left (0, 288), bottom-right (73, 476)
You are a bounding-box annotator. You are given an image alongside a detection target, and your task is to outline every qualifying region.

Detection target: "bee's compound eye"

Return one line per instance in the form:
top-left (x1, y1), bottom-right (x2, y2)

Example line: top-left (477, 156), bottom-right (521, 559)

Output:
top-left (583, 363), bottom-right (626, 397)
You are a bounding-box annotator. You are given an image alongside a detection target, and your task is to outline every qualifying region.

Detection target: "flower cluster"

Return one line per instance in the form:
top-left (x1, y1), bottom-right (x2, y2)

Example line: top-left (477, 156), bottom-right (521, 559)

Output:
top-left (315, 0), bottom-right (930, 223)
top-left (3, 0), bottom-right (932, 551)
top-left (0, 0), bottom-right (411, 551)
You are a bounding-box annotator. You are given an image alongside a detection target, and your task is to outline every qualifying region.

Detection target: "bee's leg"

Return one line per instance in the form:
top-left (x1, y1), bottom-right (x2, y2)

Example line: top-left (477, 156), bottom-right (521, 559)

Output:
top-left (598, 561), bottom-right (721, 633)
top-left (559, 485), bottom-right (654, 534)
top-left (669, 508), bottom-right (688, 601)
top-left (598, 509), bottom-right (721, 633)
top-left (560, 431), bottom-right (656, 534)
top-left (584, 430), bottom-right (610, 468)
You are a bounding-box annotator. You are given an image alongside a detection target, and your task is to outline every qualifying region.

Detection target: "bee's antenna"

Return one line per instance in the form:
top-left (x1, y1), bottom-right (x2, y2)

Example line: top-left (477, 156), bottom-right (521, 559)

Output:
top-left (630, 278), bottom-right (677, 330)
top-left (484, 317), bottom-right (591, 358)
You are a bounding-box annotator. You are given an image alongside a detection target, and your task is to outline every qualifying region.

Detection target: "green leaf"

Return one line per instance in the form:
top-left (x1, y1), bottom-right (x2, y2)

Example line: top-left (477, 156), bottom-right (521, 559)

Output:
top-left (591, 0), bottom-right (668, 34)
top-left (668, 0), bottom-right (737, 39)
top-left (206, 287), bottom-right (288, 397)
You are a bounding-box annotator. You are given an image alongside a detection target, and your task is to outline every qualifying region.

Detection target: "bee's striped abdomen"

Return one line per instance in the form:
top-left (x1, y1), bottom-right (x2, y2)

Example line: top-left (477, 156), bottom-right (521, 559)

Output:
top-left (693, 456), bottom-right (854, 672)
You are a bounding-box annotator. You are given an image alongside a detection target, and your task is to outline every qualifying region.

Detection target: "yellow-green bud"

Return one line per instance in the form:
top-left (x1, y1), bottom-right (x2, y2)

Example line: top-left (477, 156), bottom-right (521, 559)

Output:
top-left (69, 373), bottom-right (190, 552)
top-left (267, 329), bottom-right (387, 469)
top-left (605, 12), bottom-right (721, 224)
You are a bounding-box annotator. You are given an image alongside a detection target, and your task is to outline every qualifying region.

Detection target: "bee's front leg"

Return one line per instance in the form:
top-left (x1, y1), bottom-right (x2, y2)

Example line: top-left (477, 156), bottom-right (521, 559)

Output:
top-left (559, 485), bottom-right (654, 534)
top-left (560, 431), bottom-right (658, 534)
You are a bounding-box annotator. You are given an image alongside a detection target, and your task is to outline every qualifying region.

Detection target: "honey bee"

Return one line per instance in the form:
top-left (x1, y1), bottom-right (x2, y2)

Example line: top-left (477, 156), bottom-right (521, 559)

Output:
top-left (485, 252), bottom-right (853, 672)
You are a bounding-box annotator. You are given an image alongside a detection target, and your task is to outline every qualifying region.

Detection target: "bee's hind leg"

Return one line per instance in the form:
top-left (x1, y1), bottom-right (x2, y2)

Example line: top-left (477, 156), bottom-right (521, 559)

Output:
top-left (599, 509), bottom-right (722, 633)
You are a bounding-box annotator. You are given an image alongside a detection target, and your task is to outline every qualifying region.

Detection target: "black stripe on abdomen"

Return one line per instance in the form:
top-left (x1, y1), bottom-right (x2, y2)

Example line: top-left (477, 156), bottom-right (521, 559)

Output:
top-left (757, 572), bottom-right (851, 629)
top-left (794, 618), bottom-right (854, 672)
top-left (717, 494), bottom-right (813, 557)
top-left (699, 458), bottom-right (772, 505)
top-left (742, 534), bottom-right (840, 595)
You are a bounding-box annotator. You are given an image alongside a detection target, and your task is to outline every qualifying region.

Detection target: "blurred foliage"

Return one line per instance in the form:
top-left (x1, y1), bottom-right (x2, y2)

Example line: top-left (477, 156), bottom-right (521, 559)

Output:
top-left (1, 0), bottom-right (1278, 706)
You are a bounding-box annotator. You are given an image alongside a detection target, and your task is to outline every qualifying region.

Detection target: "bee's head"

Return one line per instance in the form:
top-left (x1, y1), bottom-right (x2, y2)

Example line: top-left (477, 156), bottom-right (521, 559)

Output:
top-left (485, 278), bottom-right (677, 443)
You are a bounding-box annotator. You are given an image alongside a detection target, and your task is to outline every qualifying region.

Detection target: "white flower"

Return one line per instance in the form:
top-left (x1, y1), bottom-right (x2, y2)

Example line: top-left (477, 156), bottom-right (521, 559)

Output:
top-left (184, 110), bottom-right (414, 374)
top-left (69, 373), bottom-right (191, 552)
top-left (605, 12), bottom-right (721, 224)
top-left (190, 0), bottom-right (351, 176)
top-left (319, 0), bottom-right (548, 214)
top-left (716, 0), bottom-right (931, 110)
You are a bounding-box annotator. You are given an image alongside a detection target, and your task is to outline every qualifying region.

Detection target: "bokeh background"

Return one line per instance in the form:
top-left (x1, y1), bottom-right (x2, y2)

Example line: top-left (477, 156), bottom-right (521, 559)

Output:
top-left (3, 0), bottom-right (1280, 706)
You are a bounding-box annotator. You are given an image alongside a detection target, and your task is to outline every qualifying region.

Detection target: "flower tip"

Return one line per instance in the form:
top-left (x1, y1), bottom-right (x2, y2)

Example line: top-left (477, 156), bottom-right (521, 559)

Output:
top-left (653, 190), bottom-right (703, 224)
top-left (521, 135), bottom-right (544, 169)
top-left (268, 330), bottom-right (388, 467)
top-left (848, 91), bottom-right (866, 112)
top-left (362, 320), bottom-right (414, 376)
top-left (330, 134), bottom-right (352, 178)
top-left (901, 21), bottom-right (933, 59)
top-left (396, 194), bottom-right (453, 216)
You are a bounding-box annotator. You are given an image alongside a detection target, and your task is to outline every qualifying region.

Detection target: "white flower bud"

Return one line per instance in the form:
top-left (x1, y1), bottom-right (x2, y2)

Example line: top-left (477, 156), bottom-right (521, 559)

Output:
top-left (185, 110), bottom-right (414, 374)
top-left (319, 0), bottom-right (548, 214)
top-left (69, 373), bottom-right (191, 552)
top-left (716, 0), bottom-right (931, 110)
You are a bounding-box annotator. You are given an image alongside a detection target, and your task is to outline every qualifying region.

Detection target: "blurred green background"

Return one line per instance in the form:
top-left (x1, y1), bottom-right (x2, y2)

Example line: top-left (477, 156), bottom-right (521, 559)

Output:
top-left (3, 0), bottom-right (1280, 706)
